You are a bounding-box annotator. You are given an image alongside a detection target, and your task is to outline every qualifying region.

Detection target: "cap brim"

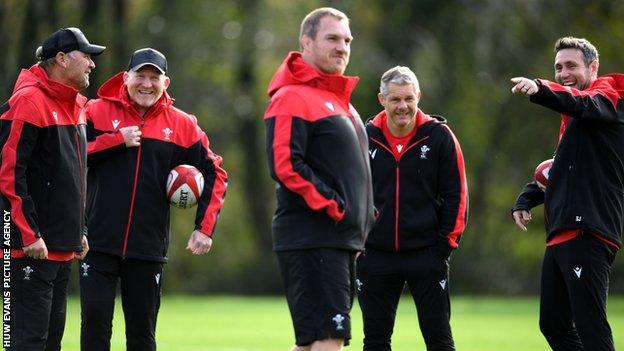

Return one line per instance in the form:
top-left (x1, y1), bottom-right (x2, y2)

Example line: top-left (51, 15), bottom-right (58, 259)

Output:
top-left (81, 44), bottom-right (106, 56)
top-left (129, 62), bottom-right (166, 74)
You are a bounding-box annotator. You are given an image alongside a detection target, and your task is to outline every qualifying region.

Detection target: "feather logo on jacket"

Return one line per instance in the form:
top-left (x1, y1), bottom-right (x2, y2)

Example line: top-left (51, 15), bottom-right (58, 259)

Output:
top-left (420, 145), bottom-right (430, 159)
top-left (162, 128), bottom-right (173, 140)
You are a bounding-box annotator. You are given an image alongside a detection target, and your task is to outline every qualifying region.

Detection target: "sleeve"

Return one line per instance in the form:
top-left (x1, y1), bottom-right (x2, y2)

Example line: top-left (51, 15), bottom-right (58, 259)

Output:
top-left (435, 125), bottom-right (469, 252)
top-left (0, 101), bottom-right (42, 247)
top-left (511, 181), bottom-right (544, 213)
top-left (188, 125), bottom-right (228, 237)
top-left (265, 103), bottom-right (345, 222)
top-left (84, 104), bottom-right (126, 166)
top-left (530, 78), bottom-right (623, 123)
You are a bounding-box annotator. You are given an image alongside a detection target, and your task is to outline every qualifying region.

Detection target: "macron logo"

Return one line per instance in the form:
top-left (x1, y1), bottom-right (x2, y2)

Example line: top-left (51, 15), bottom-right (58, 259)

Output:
top-left (573, 267), bottom-right (582, 278)
top-left (369, 149), bottom-right (377, 159)
top-left (325, 102), bottom-right (335, 112)
top-left (439, 279), bottom-right (447, 290)
top-left (112, 120), bottom-right (121, 129)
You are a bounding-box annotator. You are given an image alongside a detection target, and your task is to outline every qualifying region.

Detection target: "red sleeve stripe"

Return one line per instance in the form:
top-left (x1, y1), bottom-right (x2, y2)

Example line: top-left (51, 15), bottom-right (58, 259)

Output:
top-left (199, 144), bottom-right (228, 235)
top-left (539, 79), bottom-right (619, 109)
top-left (0, 120), bottom-right (37, 245)
top-left (87, 132), bottom-right (125, 155)
top-left (442, 124), bottom-right (468, 248)
top-left (272, 115), bottom-right (343, 220)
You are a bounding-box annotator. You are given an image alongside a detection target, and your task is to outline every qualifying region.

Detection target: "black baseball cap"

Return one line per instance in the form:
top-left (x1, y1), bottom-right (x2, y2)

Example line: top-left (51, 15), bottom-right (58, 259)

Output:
top-left (127, 48), bottom-right (167, 74)
top-left (37, 27), bottom-right (106, 60)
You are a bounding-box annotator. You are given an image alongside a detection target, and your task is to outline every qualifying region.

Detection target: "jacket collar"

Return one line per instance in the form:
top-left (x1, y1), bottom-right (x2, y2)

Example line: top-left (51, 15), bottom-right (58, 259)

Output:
top-left (267, 52), bottom-right (359, 105)
top-left (13, 64), bottom-right (86, 106)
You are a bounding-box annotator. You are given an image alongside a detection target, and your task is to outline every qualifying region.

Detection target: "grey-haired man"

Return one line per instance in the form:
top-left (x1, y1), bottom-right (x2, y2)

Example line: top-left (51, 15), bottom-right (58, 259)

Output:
top-left (1, 27), bottom-right (104, 351)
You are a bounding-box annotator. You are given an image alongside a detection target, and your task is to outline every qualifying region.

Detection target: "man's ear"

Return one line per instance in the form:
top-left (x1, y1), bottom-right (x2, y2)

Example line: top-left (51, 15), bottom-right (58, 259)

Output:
top-left (590, 59), bottom-right (599, 79)
top-left (123, 71), bottom-right (130, 85)
top-left (300, 35), bottom-right (311, 52)
top-left (377, 92), bottom-right (385, 107)
top-left (163, 76), bottom-right (171, 89)
top-left (55, 52), bottom-right (68, 68)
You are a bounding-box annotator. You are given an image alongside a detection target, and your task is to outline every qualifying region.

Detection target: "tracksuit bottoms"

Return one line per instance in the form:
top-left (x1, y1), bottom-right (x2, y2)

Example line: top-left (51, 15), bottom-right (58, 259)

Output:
top-left (79, 251), bottom-right (163, 351)
top-left (7, 257), bottom-right (71, 351)
top-left (539, 233), bottom-right (616, 351)
top-left (356, 247), bottom-right (455, 351)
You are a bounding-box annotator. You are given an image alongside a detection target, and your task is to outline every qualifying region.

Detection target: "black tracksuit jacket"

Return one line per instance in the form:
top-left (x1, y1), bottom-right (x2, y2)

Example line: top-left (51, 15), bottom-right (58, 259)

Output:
top-left (365, 110), bottom-right (468, 255)
top-left (0, 65), bottom-right (86, 251)
top-left (523, 74), bottom-right (624, 248)
top-left (84, 72), bottom-right (228, 262)
top-left (264, 52), bottom-right (375, 252)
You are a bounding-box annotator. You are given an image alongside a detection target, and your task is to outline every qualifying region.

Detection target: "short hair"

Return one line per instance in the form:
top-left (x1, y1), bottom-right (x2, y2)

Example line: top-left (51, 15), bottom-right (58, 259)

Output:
top-left (554, 36), bottom-right (599, 66)
top-left (380, 66), bottom-right (420, 96)
top-left (299, 7), bottom-right (349, 41)
top-left (35, 46), bottom-right (56, 69)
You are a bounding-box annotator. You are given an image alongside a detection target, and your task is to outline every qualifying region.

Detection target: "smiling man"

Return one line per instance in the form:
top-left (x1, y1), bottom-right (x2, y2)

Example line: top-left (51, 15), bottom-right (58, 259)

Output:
top-left (264, 7), bottom-right (375, 351)
top-left (79, 48), bottom-right (227, 351)
top-left (358, 66), bottom-right (467, 351)
top-left (511, 37), bottom-right (624, 351)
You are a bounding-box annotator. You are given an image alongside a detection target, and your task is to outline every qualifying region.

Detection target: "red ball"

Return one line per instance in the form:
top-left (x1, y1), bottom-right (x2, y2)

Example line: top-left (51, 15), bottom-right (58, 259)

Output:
top-left (166, 165), bottom-right (204, 209)
top-left (534, 158), bottom-right (553, 191)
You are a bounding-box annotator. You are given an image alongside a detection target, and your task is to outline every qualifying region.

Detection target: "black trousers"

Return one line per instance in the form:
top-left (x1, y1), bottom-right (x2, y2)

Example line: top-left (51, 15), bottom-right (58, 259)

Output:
top-left (356, 248), bottom-right (455, 351)
top-left (7, 257), bottom-right (72, 351)
top-left (79, 251), bottom-right (163, 351)
top-left (539, 233), bottom-right (616, 351)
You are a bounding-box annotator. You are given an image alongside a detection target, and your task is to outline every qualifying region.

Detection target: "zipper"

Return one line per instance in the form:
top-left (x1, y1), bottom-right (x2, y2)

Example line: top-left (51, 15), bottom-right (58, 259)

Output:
top-left (394, 166), bottom-right (400, 252)
top-left (370, 133), bottom-right (430, 252)
top-left (74, 128), bottom-right (85, 237)
top-left (121, 119), bottom-right (145, 256)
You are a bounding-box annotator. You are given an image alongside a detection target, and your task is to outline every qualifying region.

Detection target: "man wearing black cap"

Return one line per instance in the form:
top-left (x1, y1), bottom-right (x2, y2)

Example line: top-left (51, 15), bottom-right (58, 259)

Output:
top-left (0, 27), bottom-right (104, 350)
top-left (79, 48), bottom-right (227, 351)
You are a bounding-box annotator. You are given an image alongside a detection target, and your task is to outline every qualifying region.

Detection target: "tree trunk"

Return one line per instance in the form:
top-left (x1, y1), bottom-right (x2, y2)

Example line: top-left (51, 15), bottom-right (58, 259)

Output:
top-left (236, 0), bottom-right (273, 251)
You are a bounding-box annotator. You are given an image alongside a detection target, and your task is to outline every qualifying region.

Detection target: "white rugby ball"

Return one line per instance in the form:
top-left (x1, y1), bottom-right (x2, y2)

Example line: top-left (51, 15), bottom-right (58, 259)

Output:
top-left (166, 165), bottom-right (204, 209)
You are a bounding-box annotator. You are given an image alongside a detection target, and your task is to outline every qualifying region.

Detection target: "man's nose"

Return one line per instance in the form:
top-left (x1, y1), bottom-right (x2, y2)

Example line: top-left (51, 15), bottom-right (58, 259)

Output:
top-left (336, 40), bottom-right (348, 53)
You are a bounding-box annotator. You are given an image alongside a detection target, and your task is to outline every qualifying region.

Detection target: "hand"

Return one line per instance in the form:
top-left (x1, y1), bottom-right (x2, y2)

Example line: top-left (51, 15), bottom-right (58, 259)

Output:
top-left (23, 238), bottom-right (48, 259)
top-left (119, 126), bottom-right (141, 147)
top-left (75, 235), bottom-right (89, 260)
top-left (186, 230), bottom-right (213, 255)
top-left (510, 77), bottom-right (538, 95)
top-left (512, 210), bottom-right (532, 231)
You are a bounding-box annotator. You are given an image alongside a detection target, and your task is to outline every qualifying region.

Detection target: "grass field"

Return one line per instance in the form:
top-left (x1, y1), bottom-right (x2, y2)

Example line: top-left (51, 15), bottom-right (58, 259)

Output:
top-left (7, 295), bottom-right (624, 350)
top-left (63, 295), bottom-right (624, 350)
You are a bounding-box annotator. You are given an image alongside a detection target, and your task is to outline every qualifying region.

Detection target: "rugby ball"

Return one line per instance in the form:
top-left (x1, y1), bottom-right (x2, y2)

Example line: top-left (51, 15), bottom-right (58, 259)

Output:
top-left (166, 165), bottom-right (204, 209)
top-left (534, 158), bottom-right (553, 191)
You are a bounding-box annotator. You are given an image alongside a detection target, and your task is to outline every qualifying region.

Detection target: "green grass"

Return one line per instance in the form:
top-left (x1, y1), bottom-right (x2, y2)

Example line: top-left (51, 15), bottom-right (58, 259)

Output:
top-left (15, 296), bottom-right (624, 350)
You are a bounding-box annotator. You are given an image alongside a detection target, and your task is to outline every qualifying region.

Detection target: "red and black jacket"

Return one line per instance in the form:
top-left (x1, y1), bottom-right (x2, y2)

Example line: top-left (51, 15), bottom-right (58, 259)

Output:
top-left (365, 110), bottom-right (468, 256)
top-left (528, 74), bottom-right (624, 249)
top-left (264, 52), bottom-right (375, 252)
top-left (0, 64), bottom-right (87, 252)
top-left (84, 72), bottom-right (227, 262)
